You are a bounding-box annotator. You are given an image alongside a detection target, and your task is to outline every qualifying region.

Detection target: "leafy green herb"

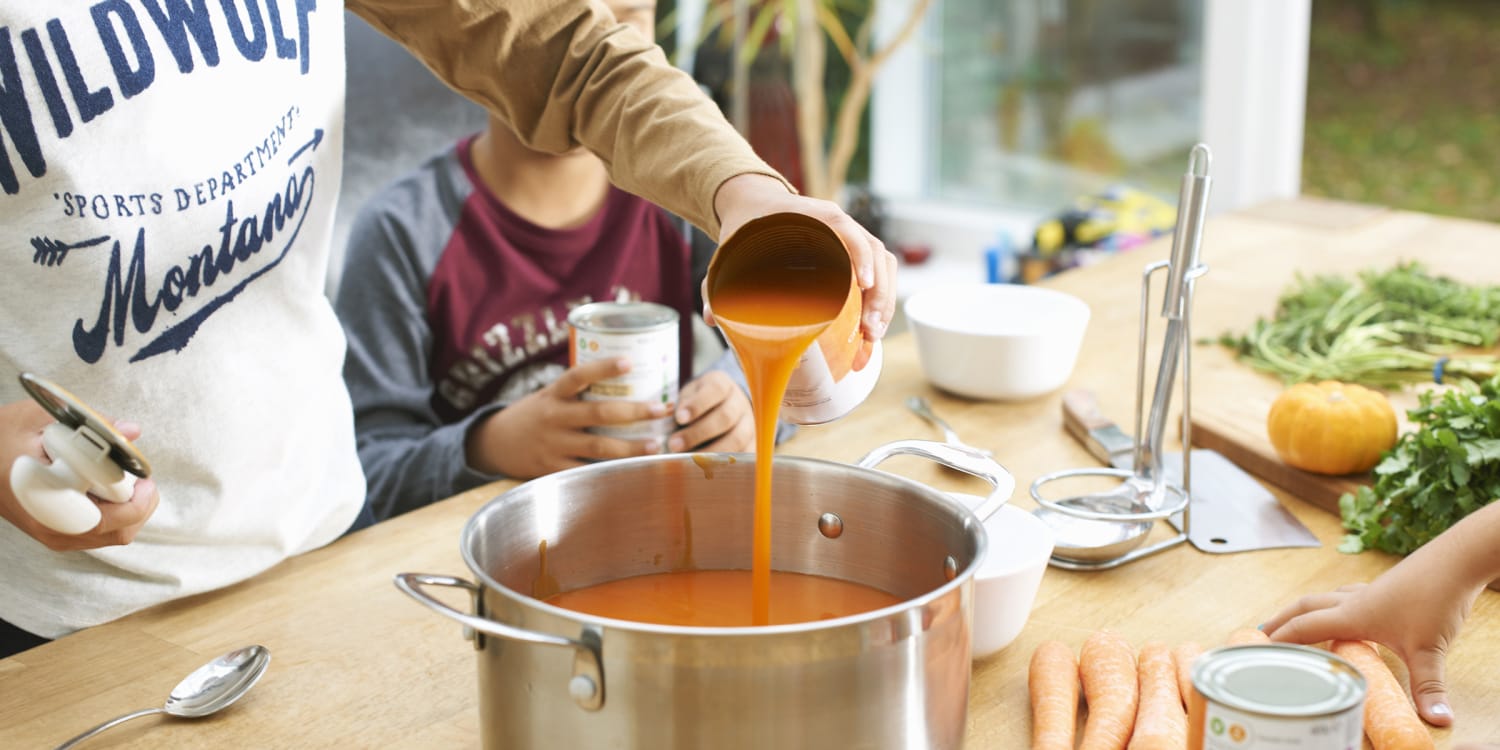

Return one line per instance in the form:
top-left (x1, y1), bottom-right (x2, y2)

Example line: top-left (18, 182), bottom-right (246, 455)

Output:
top-left (1339, 374), bottom-right (1500, 555)
top-left (1217, 263), bottom-right (1500, 389)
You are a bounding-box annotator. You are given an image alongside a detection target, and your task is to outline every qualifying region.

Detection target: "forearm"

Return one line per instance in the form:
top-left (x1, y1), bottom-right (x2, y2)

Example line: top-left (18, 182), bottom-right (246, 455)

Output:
top-left (1424, 500), bottom-right (1500, 590)
top-left (346, 0), bottom-right (786, 236)
top-left (463, 409), bottom-right (509, 476)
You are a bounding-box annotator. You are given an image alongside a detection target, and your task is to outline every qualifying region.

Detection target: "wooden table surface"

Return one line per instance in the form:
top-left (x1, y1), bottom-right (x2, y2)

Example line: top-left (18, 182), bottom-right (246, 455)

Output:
top-left (3, 197), bottom-right (1497, 748)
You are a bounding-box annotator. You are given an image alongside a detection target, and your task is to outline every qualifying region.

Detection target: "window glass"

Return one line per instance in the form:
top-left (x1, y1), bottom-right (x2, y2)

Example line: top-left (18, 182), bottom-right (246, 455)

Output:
top-left (933, 0), bottom-right (1204, 208)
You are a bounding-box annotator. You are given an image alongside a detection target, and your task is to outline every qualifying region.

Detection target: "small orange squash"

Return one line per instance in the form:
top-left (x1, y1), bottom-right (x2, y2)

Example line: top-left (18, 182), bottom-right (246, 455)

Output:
top-left (1267, 381), bottom-right (1398, 475)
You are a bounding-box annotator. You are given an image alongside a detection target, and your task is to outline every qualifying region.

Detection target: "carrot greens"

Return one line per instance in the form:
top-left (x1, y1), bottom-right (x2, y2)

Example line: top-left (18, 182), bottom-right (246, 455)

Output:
top-left (1217, 263), bottom-right (1500, 389)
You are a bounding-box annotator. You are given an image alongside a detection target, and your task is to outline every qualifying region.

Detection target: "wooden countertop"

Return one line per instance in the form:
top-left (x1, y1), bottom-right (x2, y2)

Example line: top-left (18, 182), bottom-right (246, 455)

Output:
top-left (3, 197), bottom-right (1497, 748)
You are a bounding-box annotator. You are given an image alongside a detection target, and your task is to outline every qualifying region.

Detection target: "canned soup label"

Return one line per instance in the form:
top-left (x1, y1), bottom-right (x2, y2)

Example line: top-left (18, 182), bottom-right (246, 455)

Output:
top-left (1200, 703), bottom-right (1362, 749)
top-left (574, 329), bottom-right (677, 404)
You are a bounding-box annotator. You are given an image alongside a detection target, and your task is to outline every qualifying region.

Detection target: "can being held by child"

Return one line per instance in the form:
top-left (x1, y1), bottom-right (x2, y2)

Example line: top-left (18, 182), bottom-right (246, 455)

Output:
top-left (1187, 644), bottom-right (1366, 749)
top-left (567, 301), bottom-right (679, 450)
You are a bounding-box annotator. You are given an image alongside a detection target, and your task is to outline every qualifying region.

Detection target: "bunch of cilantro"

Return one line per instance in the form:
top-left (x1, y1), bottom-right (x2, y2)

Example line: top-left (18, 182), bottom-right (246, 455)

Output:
top-left (1339, 374), bottom-right (1500, 554)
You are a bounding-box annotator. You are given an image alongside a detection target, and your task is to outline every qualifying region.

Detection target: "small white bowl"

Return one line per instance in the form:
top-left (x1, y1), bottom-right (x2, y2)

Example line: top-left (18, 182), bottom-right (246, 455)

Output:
top-left (905, 284), bottom-right (1090, 400)
top-left (952, 495), bottom-right (1056, 659)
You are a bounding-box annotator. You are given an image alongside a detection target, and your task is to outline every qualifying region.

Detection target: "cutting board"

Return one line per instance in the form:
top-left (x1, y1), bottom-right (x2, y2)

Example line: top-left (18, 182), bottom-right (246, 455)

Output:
top-left (1189, 406), bottom-right (1370, 517)
top-left (1188, 348), bottom-right (1422, 517)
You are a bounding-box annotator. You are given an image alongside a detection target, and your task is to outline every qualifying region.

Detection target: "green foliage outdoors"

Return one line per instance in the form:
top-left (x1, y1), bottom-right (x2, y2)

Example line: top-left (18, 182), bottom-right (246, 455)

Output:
top-left (1303, 0), bottom-right (1500, 222)
top-left (655, 0), bottom-right (873, 187)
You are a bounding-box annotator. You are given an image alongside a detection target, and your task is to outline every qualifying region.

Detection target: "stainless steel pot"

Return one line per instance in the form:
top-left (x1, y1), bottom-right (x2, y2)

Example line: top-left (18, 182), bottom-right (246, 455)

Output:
top-left (397, 440), bottom-right (1012, 750)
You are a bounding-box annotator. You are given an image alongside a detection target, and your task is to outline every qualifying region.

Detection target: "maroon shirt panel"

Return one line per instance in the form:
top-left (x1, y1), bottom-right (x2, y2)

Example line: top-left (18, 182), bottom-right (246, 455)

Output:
top-left (426, 138), bottom-right (694, 422)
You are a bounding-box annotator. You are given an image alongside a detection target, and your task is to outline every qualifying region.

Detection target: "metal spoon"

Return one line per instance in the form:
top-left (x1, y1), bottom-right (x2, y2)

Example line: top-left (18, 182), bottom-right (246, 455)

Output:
top-left (905, 396), bottom-right (993, 457)
top-left (55, 645), bottom-right (270, 750)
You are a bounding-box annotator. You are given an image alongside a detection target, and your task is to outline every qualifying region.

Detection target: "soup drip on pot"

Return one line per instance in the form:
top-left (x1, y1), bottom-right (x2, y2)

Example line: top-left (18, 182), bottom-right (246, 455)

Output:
top-left (544, 569), bottom-right (902, 627)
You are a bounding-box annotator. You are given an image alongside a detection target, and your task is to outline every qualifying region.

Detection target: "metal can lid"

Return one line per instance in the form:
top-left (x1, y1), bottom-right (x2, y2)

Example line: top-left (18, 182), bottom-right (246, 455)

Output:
top-left (567, 301), bottom-right (679, 333)
top-left (18, 373), bottom-right (152, 477)
top-left (1193, 644), bottom-right (1366, 717)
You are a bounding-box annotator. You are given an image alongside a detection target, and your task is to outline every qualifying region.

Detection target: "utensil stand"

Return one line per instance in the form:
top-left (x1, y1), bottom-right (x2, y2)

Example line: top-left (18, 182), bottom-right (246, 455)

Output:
top-left (1030, 144), bottom-right (1213, 571)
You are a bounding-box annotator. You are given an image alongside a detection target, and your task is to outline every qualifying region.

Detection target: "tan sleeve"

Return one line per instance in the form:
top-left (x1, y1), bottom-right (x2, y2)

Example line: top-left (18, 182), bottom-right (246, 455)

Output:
top-left (345, 0), bottom-right (789, 236)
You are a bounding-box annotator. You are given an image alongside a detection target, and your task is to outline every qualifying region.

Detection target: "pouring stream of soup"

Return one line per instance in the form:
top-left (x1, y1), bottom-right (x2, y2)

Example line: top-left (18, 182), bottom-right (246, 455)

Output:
top-left (709, 261), bottom-right (846, 624)
top-left (543, 222), bottom-right (898, 626)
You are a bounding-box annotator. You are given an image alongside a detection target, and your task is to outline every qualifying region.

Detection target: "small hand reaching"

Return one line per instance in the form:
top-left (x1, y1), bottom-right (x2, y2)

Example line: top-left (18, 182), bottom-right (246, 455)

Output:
top-left (1262, 500), bottom-right (1500, 727)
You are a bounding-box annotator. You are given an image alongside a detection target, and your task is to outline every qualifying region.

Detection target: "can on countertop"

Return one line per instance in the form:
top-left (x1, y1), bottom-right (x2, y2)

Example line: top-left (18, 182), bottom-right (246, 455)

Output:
top-left (1188, 643), bottom-right (1366, 750)
top-left (567, 301), bottom-right (679, 450)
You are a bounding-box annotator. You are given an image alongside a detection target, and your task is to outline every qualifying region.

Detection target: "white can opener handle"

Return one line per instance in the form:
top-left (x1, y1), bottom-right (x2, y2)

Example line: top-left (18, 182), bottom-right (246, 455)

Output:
top-left (11, 423), bottom-right (135, 535)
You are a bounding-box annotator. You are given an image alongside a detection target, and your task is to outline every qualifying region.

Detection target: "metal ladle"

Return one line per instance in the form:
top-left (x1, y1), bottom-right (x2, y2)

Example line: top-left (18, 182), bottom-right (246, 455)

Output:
top-left (1028, 143), bottom-right (1211, 570)
top-left (55, 645), bottom-right (270, 749)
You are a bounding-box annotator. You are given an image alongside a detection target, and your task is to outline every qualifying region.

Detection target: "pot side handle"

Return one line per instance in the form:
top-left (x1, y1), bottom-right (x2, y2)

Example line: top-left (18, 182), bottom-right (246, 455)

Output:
top-left (857, 439), bottom-right (1015, 521)
top-left (393, 573), bottom-right (606, 711)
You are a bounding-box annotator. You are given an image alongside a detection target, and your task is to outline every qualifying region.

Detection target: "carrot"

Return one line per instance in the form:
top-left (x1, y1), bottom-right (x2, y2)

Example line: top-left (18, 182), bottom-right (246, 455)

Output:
top-left (1171, 641), bottom-right (1203, 711)
top-left (1128, 641), bottom-right (1188, 750)
top-left (1331, 641), bottom-right (1434, 750)
top-left (1029, 640), bottom-right (1080, 750)
top-left (1225, 627), bottom-right (1269, 646)
top-left (1080, 630), bottom-right (1138, 750)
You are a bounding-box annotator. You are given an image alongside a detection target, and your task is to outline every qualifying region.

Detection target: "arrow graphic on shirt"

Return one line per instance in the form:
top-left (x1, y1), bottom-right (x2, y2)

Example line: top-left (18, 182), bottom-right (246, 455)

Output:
top-left (286, 128), bottom-right (324, 165)
top-left (31, 234), bottom-right (110, 267)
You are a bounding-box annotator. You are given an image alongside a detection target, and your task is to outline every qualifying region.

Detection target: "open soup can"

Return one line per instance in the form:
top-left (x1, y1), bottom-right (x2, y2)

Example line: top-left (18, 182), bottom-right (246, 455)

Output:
top-left (1188, 644), bottom-right (1365, 749)
top-left (706, 213), bottom-right (882, 425)
top-left (567, 301), bottom-right (679, 450)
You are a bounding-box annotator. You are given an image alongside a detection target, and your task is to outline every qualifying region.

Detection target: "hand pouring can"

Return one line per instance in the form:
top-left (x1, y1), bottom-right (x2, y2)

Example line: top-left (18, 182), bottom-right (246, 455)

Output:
top-left (1188, 644), bottom-right (1366, 749)
top-left (705, 212), bottom-right (882, 424)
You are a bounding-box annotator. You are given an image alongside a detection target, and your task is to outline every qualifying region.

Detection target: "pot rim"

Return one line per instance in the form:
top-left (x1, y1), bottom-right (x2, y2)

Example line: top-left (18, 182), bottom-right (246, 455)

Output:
top-left (459, 451), bottom-right (989, 637)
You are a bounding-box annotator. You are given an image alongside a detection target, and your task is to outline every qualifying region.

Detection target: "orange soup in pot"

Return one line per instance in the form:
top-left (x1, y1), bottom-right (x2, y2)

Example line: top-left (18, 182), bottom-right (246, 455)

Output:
top-left (545, 570), bottom-right (902, 627)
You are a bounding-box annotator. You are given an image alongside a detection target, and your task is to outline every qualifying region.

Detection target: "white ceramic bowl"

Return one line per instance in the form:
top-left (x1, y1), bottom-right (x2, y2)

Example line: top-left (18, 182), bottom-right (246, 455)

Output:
top-left (952, 495), bottom-right (1056, 659)
top-left (905, 284), bottom-right (1090, 400)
